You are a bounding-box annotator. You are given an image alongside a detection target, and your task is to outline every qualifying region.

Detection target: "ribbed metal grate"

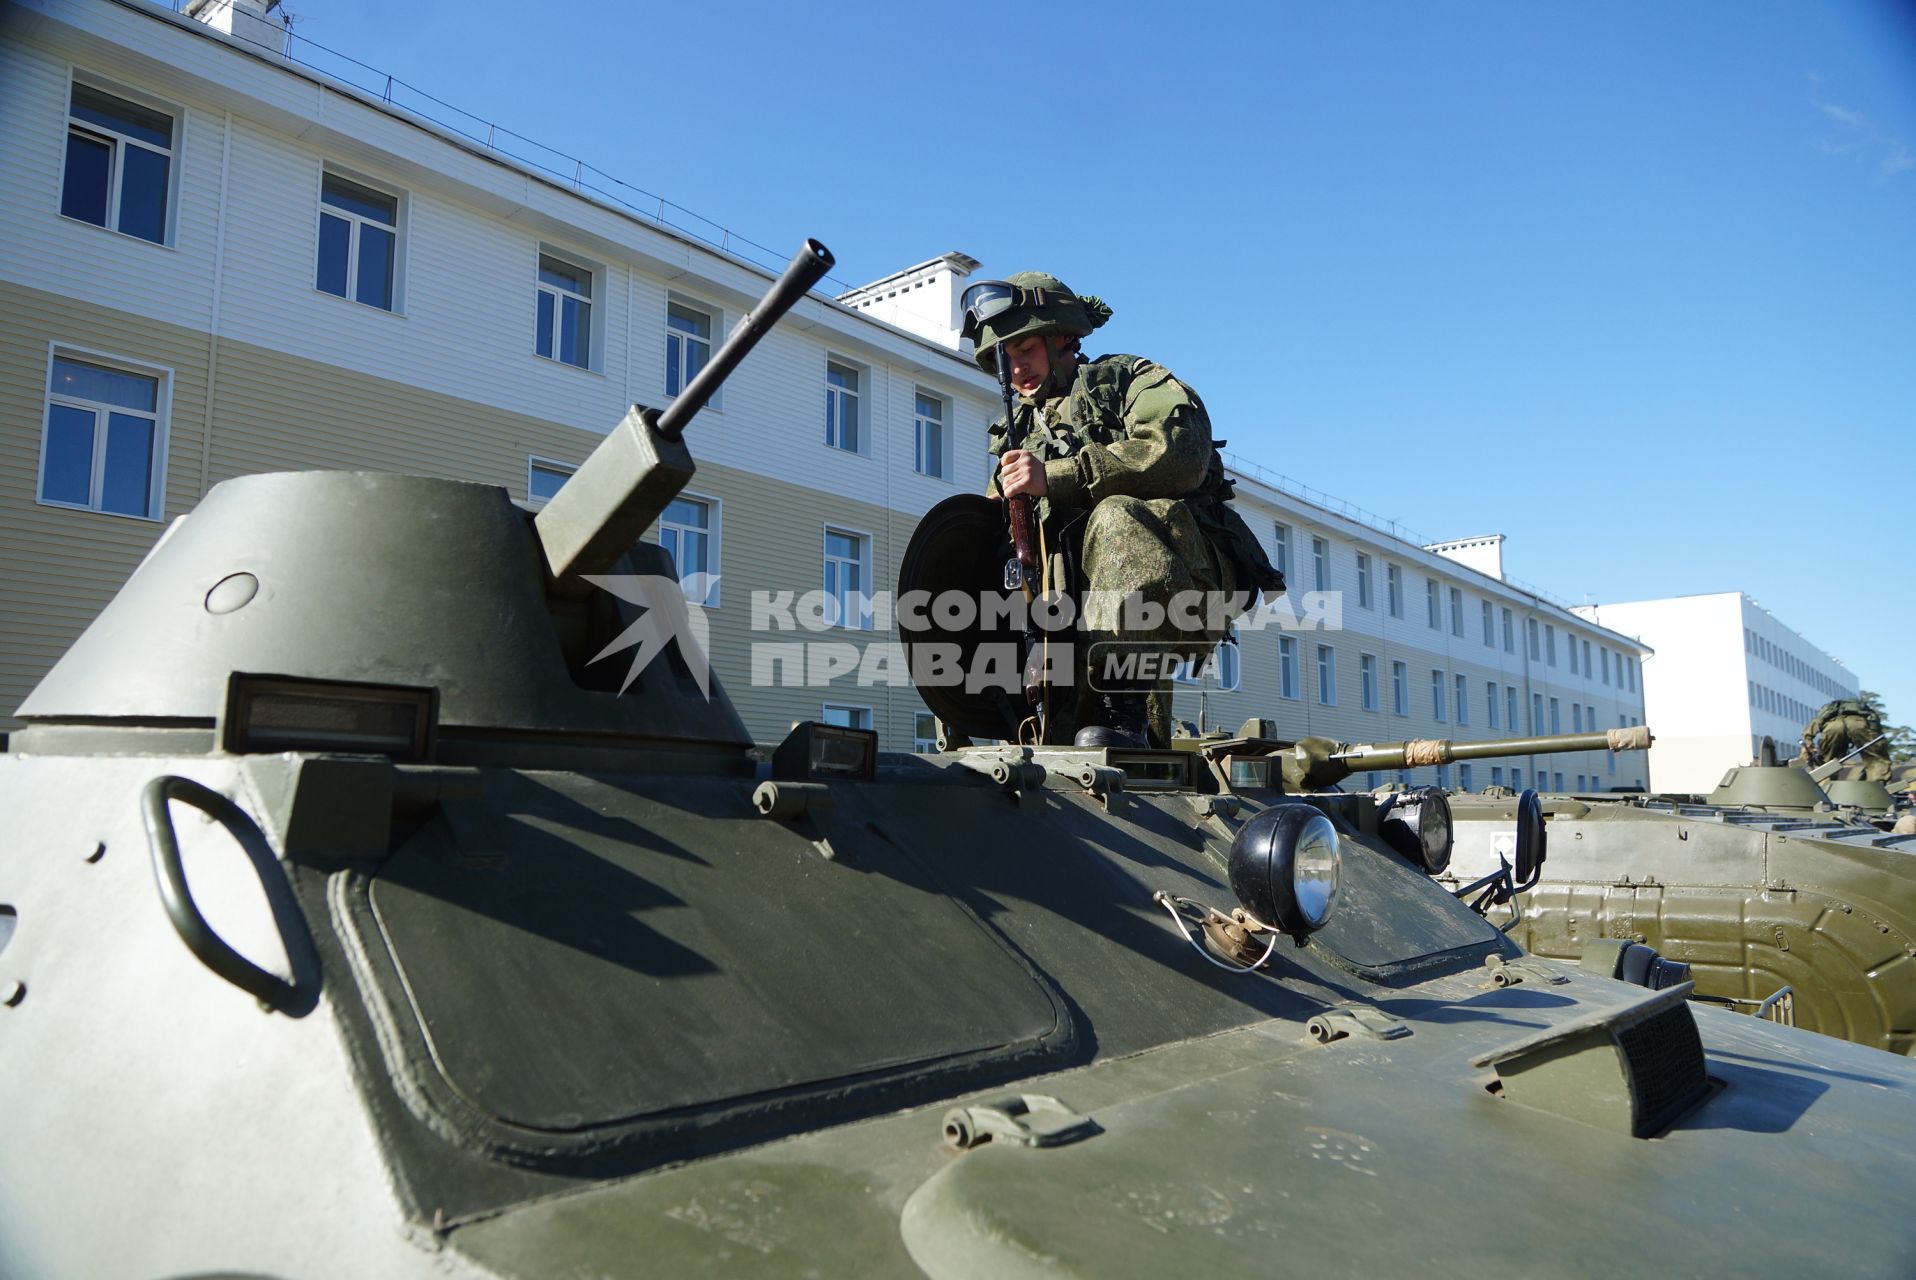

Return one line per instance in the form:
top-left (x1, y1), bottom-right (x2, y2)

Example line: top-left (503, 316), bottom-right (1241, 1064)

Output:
top-left (1617, 1004), bottom-right (1708, 1135)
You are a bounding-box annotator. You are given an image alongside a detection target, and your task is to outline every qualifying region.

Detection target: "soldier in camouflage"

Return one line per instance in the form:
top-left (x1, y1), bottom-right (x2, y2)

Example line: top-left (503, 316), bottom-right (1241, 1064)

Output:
top-left (1803, 698), bottom-right (1892, 783)
top-left (963, 272), bottom-right (1283, 748)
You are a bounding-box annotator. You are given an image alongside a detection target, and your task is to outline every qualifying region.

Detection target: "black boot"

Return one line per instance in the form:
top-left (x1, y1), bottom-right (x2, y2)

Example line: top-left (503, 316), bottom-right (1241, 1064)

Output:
top-left (1074, 689), bottom-right (1151, 749)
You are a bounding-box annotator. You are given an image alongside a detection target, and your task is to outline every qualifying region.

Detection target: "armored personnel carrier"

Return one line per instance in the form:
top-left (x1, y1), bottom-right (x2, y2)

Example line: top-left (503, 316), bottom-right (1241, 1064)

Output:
top-left (1448, 751), bottom-right (1916, 1055)
top-left (6, 244), bottom-right (1916, 1278)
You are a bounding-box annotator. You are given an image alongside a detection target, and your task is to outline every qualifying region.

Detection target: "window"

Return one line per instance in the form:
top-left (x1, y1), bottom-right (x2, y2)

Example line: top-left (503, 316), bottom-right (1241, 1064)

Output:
top-left (1317, 645), bottom-right (1336, 706)
top-left (1216, 638), bottom-right (1242, 691)
top-left (1356, 553), bottom-right (1373, 609)
top-left (63, 82), bottom-right (174, 244)
top-left (1455, 674), bottom-right (1468, 725)
top-left (1387, 564), bottom-right (1403, 617)
top-left (1582, 640), bottom-right (1592, 674)
top-left (1505, 687), bottom-right (1518, 733)
top-left (1426, 578), bottom-right (1441, 629)
top-left (534, 251), bottom-right (593, 368)
top-left (825, 360), bottom-right (861, 452)
top-left (1491, 766), bottom-right (1504, 788)
top-left (1278, 636), bottom-right (1299, 699)
top-left (660, 495), bottom-right (719, 606)
top-left (1549, 697), bottom-right (1561, 735)
top-left (1511, 768), bottom-right (1522, 789)
top-left (1486, 681), bottom-right (1499, 728)
top-left (1627, 658), bottom-right (1637, 693)
top-left (1577, 774), bottom-right (1586, 792)
top-left (822, 703), bottom-right (872, 731)
top-left (1572, 703), bottom-right (1583, 733)
top-left (914, 390), bottom-right (949, 479)
top-left (1482, 599), bottom-right (1494, 647)
top-left (914, 711), bottom-right (939, 753)
top-left (1527, 618), bottom-right (1540, 660)
top-left (823, 526), bottom-right (871, 628)
top-left (1360, 654), bottom-right (1379, 711)
top-left (1459, 764), bottom-right (1473, 792)
top-left (1392, 661), bottom-right (1408, 715)
top-left (526, 456), bottom-right (575, 505)
top-left (1312, 537), bottom-right (1329, 592)
top-left (1272, 523), bottom-right (1290, 580)
top-left (1531, 692), bottom-right (1544, 735)
top-left (1567, 635), bottom-right (1578, 674)
top-left (39, 351), bottom-right (166, 519)
top-left (317, 172), bottom-right (399, 310)
top-left (666, 300), bottom-right (714, 398)
top-left (1554, 772), bottom-right (1565, 792)
top-left (1450, 587), bottom-right (1464, 637)
top-left (1602, 648), bottom-right (1611, 684)
top-left (1436, 764), bottom-right (1451, 789)
top-left (1545, 624), bottom-right (1557, 666)
top-left (1431, 669), bottom-right (1446, 721)
top-left (1502, 607), bottom-right (1514, 653)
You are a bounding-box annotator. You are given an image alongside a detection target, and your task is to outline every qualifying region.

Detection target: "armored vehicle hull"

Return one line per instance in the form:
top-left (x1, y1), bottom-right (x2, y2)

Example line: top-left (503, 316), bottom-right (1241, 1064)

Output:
top-left (6, 245), bottom-right (1916, 1276)
top-left (7, 746), bottom-right (1916, 1277)
top-left (1449, 788), bottom-right (1916, 1055)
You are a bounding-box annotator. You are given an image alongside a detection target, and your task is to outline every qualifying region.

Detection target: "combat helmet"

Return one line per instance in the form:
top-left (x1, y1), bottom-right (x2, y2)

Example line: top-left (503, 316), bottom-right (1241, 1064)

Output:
top-left (961, 271), bottom-right (1112, 374)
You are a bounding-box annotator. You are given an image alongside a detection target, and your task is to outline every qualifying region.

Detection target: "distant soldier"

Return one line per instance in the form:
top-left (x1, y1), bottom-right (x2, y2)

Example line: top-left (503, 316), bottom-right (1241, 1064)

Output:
top-left (1802, 698), bottom-right (1891, 782)
top-left (963, 273), bottom-right (1282, 747)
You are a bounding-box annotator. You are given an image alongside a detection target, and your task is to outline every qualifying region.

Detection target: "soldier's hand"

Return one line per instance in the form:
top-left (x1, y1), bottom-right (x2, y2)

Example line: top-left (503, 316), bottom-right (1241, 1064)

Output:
top-left (999, 449), bottom-right (1048, 499)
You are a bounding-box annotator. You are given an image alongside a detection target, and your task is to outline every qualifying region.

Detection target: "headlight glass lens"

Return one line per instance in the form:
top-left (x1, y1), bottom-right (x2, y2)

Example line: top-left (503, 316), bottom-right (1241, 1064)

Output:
top-left (1292, 813), bottom-right (1340, 927)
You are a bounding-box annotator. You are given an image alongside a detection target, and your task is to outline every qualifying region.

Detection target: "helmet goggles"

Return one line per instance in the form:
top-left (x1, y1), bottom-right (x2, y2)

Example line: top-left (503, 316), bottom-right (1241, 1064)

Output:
top-left (959, 280), bottom-right (1056, 343)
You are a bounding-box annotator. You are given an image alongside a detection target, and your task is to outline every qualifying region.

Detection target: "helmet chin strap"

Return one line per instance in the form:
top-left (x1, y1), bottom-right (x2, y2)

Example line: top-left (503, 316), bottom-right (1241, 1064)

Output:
top-left (1030, 340), bottom-right (1078, 405)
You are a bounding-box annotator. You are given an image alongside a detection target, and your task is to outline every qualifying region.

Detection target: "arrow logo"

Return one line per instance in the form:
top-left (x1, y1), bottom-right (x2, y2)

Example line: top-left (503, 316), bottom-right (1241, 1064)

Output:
top-left (581, 573), bottom-right (717, 700)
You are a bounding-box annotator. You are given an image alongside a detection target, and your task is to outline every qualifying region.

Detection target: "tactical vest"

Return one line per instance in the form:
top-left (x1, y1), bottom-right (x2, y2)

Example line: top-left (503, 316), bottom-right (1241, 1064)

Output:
top-left (987, 354), bottom-right (1284, 596)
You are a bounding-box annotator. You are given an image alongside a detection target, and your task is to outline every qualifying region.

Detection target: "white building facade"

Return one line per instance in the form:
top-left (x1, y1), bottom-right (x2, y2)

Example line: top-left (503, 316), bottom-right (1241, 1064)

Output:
top-left (1572, 592), bottom-right (1859, 793)
top-left (1, 0), bottom-right (1654, 777)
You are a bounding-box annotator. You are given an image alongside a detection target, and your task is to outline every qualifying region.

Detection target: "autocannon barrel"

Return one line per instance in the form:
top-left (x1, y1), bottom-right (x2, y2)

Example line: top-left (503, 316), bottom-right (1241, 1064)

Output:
top-left (1331, 727), bottom-right (1653, 776)
top-left (536, 239), bottom-right (835, 592)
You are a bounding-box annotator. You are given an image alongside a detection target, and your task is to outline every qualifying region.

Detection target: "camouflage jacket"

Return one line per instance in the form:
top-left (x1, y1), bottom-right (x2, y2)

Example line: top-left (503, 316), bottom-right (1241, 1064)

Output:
top-left (985, 353), bottom-right (1282, 594)
top-left (985, 353), bottom-right (1224, 516)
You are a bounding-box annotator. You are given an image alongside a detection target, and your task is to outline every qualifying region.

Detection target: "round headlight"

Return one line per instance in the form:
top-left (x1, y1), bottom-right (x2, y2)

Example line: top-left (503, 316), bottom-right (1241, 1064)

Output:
top-left (1380, 787), bottom-right (1453, 875)
top-left (1229, 805), bottom-right (1341, 940)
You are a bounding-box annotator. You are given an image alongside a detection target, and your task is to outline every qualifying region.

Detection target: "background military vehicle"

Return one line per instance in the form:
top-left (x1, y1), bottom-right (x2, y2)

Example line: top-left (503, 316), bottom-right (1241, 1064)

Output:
top-left (1448, 749), bottom-right (1916, 1055)
top-left (6, 243), bottom-right (1916, 1277)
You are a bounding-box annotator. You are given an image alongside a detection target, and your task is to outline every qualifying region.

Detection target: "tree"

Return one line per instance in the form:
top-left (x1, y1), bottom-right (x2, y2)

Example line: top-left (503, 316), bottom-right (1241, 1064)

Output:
top-left (1858, 690), bottom-right (1915, 764)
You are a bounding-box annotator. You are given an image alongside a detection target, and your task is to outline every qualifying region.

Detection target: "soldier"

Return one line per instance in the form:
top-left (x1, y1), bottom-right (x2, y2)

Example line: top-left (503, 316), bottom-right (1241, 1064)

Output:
top-left (1802, 698), bottom-right (1892, 783)
top-left (962, 273), bottom-right (1282, 748)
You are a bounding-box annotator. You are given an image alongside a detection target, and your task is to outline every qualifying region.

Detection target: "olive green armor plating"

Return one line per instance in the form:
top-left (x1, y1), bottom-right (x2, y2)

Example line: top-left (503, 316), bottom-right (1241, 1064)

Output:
top-left (5, 244), bottom-right (1916, 1277)
top-left (1449, 757), bottom-right (1916, 1056)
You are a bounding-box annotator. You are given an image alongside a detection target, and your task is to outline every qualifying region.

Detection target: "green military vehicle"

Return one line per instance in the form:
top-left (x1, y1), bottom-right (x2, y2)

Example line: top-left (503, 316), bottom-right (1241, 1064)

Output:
top-left (5, 244), bottom-right (1916, 1278)
top-left (1447, 749), bottom-right (1916, 1055)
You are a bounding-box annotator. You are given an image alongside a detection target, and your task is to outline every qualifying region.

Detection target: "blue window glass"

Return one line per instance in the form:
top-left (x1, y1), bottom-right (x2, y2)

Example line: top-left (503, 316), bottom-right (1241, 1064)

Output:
top-left (356, 223), bottom-right (395, 308)
top-left (119, 144), bottom-right (170, 244)
top-left (71, 84), bottom-right (171, 147)
top-left (61, 131), bottom-right (112, 225)
top-left (321, 175), bottom-right (397, 222)
top-left (42, 404), bottom-right (96, 506)
top-left (536, 292), bottom-right (555, 361)
top-left (101, 412), bottom-right (155, 516)
top-left (559, 295), bottom-right (588, 366)
top-left (317, 214), bottom-right (350, 296)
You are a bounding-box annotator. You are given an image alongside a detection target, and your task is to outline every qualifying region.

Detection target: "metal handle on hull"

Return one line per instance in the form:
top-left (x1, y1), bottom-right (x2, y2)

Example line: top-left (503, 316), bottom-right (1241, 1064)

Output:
top-left (141, 775), bottom-right (318, 1013)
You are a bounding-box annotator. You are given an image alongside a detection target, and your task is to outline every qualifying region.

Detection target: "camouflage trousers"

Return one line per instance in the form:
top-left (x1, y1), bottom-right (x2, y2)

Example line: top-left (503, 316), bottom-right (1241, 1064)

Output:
top-left (1044, 496), bottom-right (1240, 746)
top-left (1814, 716), bottom-right (1892, 782)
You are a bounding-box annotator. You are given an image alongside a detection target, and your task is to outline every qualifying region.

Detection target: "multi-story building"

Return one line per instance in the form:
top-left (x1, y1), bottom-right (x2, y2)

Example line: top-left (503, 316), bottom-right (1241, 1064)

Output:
top-left (0, 0), bottom-right (1001, 751)
top-left (1167, 509), bottom-right (1654, 792)
top-left (1573, 592), bottom-right (1860, 793)
top-left (1, 0), bottom-right (1654, 780)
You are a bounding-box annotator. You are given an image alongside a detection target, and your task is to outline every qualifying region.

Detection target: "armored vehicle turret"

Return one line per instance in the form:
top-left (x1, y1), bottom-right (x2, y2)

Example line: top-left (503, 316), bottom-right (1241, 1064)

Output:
top-left (6, 243), bottom-right (1916, 1277)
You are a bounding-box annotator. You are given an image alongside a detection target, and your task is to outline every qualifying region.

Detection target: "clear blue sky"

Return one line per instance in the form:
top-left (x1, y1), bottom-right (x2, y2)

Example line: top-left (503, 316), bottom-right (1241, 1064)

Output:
top-left (291, 0), bottom-right (1916, 732)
